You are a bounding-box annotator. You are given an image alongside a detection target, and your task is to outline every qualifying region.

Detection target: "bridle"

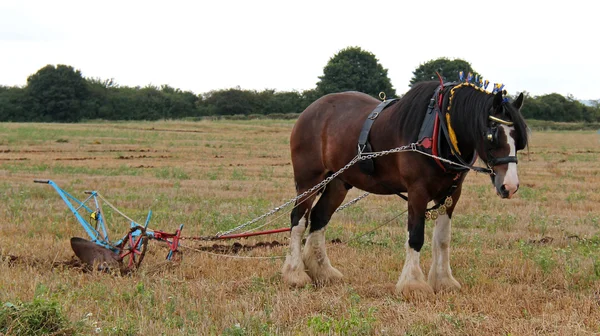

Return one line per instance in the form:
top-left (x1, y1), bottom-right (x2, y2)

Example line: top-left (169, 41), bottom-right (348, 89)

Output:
top-left (430, 73), bottom-right (520, 176)
top-left (483, 114), bottom-right (519, 171)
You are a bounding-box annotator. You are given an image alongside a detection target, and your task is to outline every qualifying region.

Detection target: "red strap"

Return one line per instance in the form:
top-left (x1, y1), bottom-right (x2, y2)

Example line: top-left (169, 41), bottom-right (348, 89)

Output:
top-left (431, 113), bottom-right (446, 171)
top-left (435, 71), bottom-right (445, 102)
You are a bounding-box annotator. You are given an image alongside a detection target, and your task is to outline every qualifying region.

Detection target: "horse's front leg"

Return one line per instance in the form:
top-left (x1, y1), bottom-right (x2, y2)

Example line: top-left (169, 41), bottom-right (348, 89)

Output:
top-left (428, 191), bottom-right (462, 293)
top-left (396, 190), bottom-right (434, 298)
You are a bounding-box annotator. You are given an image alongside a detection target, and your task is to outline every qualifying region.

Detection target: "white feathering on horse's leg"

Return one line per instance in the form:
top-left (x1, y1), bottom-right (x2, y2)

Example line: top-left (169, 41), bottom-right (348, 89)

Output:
top-left (428, 214), bottom-right (461, 293)
top-left (282, 218), bottom-right (311, 287)
top-left (303, 228), bottom-right (342, 285)
top-left (396, 232), bottom-right (434, 298)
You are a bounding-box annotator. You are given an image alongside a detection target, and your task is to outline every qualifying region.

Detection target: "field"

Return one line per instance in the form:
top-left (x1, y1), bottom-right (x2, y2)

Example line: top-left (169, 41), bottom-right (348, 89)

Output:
top-left (1, 120), bottom-right (599, 335)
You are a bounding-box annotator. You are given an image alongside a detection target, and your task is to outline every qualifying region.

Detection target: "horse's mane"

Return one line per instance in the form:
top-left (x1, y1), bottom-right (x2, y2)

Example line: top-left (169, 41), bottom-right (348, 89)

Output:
top-left (447, 85), bottom-right (529, 154)
top-left (389, 81), bottom-right (440, 143)
top-left (390, 81), bottom-right (528, 155)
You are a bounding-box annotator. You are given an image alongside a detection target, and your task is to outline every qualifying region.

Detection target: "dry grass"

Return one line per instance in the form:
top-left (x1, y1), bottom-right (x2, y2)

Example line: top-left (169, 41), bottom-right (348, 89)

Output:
top-left (1, 120), bottom-right (599, 335)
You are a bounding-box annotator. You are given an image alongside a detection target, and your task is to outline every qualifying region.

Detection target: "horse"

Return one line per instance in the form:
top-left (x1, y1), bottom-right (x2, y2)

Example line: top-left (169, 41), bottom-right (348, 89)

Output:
top-left (282, 80), bottom-right (528, 297)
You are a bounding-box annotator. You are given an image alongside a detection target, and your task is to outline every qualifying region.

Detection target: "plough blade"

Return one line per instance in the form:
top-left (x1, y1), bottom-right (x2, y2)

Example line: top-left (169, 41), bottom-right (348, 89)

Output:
top-left (70, 237), bottom-right (120, 271)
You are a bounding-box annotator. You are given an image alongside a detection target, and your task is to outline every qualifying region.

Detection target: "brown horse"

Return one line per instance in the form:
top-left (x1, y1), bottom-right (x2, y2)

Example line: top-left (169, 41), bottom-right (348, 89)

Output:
top-left (282, 80), bottom-right (528, 297)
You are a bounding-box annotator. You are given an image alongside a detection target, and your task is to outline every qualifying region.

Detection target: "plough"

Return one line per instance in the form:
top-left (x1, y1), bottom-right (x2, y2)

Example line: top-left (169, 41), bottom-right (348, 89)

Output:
top-left (34, 179), bottom-right (294, 272)
top-left (34, 179), bottom-right (185, 272)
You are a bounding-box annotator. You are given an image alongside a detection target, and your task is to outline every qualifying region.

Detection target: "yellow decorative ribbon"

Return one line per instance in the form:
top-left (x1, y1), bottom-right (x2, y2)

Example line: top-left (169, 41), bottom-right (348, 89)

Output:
top-left (445, 82), bottom-right (490, 155)
top-left (445, 113), bottom-right (461, 155)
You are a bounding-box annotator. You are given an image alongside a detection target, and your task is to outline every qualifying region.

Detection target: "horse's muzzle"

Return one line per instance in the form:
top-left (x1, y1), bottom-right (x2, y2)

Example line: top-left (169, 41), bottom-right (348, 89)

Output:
top-left (497, 183), bottom-right (519, 199)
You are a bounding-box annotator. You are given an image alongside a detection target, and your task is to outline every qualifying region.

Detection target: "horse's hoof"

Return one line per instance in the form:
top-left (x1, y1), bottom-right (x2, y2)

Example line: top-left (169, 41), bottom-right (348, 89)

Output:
top-left (282, 261), bottom-right (312, 288)
top-left (396, 280), bottom-right (434, 300)
top-left (283, 271), bottom-right (312, 287)
top-left (310, 266), bottom-right (343, 287)
top-left (428, 275), bottom-right (461, 293)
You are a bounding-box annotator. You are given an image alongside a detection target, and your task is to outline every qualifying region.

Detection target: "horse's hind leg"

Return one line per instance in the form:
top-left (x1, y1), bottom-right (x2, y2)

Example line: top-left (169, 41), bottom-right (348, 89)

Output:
top-left (282, 179), bottom-right (320, 287)
top-left (303, 178), bottom-right (349, 285)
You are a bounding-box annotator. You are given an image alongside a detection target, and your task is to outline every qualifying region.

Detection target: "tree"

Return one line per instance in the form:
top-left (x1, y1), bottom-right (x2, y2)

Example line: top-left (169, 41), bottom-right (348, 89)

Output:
top-left (0, 86), bottom-right (30, 121)
top-left (26, 64), bottom-right (89, 122)
top-left (261, 90), bottom-right (304, 114)
top-left (316, 46), bottom-right (396, 98)
top-left (84, 77), bottom-right (119, 120)
top-left (202, 88), bottom-right (258, 116)
top-left (517, 92), bottom-right (599, 122)
top-left (410, 58), bottom-right (481, 86)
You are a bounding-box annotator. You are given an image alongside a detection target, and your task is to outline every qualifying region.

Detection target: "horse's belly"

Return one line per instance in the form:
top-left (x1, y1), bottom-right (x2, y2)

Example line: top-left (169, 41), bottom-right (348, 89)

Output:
top-left (339, 171), bottom-right (407, 196)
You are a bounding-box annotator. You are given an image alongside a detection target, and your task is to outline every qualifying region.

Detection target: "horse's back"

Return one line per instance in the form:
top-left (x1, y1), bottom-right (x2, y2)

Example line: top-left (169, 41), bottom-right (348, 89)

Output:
top-left (290, 91), bottom-right (380, 176)
top-left (292, 91), bottom-right (378, 140)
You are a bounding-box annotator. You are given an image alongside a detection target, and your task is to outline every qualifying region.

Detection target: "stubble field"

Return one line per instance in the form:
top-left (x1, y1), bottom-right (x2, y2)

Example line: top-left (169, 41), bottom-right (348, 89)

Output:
top-left (1, 120), bottom-right (599, 335)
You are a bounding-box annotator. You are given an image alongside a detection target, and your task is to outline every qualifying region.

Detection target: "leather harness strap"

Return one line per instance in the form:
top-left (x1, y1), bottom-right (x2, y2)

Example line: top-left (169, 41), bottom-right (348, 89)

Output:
top-left (357, 98), bottom-right (399, 176)
top-left (358, 99), bottom-right (399, 153)
top-left (417, 84), bottom-right (491, 174)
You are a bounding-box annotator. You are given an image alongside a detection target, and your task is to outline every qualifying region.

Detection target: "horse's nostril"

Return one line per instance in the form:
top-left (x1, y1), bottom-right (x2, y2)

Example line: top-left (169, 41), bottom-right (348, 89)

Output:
top-left (499, 184), bottom-right (511, 198)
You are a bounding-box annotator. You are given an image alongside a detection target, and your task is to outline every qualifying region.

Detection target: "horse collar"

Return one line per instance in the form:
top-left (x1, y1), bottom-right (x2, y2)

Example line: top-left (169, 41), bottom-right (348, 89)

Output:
top-left (417, 84), bottom-right (476, 173)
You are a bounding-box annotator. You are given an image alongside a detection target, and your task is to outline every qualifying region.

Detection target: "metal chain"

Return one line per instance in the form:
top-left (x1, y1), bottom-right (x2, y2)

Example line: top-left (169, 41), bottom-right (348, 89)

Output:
top-left (216, 143), bottom-right (416, 237)
top-left (415, 149), bottom-right (480, 172)
top-left (335, 192), bottom-right (370, 213)
top-left (215, 142), bottom-right (486, 237)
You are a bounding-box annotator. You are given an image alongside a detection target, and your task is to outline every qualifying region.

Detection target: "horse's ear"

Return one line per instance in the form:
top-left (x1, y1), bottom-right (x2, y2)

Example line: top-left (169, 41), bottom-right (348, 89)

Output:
top-left (513, 92), bottom-right (524, 110)
top-left (492, 91), bottom-right (503, 110)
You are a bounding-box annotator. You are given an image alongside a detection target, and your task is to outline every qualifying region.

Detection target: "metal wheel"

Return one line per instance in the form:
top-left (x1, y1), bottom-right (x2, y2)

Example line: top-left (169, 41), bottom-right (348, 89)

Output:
top-left (119, 228), bottom-right (148, 271)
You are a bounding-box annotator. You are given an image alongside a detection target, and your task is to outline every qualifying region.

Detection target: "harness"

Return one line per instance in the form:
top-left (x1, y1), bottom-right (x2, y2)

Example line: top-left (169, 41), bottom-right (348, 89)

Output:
top-left (417, 82), bottom-right (519, 173)
top-left (355, 83), bottom-right (519, 219)
top-left (357, 98), bottom-right (399, 175)
top-left (417, 83), bottom-right (488, 174)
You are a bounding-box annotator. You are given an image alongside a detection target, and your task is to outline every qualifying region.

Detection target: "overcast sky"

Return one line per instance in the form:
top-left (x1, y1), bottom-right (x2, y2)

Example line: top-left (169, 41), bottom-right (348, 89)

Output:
top-left (1, 0), bottom-right (598, 99)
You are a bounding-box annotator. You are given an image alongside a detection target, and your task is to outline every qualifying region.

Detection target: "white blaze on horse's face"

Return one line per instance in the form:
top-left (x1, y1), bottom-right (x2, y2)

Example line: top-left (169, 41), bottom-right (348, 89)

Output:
top-left (492, 124), bottom-right (519, 199)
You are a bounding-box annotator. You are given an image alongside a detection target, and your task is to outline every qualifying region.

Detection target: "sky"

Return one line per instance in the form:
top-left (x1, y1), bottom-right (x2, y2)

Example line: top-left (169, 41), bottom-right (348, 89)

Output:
top-left (1, 0), bottom-right (598, 100)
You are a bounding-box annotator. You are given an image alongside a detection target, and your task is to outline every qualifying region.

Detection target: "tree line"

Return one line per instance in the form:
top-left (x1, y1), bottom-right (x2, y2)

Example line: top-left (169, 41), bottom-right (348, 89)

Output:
top-left (0, 64), bottom-right (319, 122)
top-left (0, 49), bottom-right (598, 122)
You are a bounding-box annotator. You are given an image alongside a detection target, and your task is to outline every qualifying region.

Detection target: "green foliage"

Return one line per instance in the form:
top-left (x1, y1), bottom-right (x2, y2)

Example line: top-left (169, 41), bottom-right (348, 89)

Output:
top-left (202, 88), bottom-right (259, 116)
top-left (307, 307), bottom-right (376, 335)
top-left (519, 92), bottom-right (599, 122)
top-left (306, 290), bottom-right (376, 335)
top-left (410, 57), bottom-right (481, 86)
top-left (222, 324), bottom-right (247, 336)
top-left (316, 46), bottom-right (396, 98)
top-left (0, 85), bottom-right (30, 121)
top-left (26, 64), bottom-right (90, 122)
top-left (525, 119), bottom-right (600, 131)
top-left (0, 298), bottom-right (73, 335)
top-left (199, 88), bottom-right (310, 116)
top-left (1, 60), bottom-right (598, 123)
top-left (534, 247), bottom-right (557, 274)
